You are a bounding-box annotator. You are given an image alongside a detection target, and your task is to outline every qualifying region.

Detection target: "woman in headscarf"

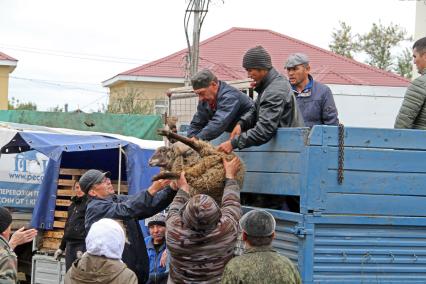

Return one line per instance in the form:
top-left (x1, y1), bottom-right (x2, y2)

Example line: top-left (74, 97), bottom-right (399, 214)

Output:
top-left (65, 218), bottom-right (137, 284)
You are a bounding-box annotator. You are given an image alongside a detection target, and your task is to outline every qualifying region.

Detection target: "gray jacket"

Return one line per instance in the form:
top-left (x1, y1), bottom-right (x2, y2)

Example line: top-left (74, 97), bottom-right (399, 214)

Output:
top-left (231, 68), bottom-right (304, 149)
top-left (395, 68), bottom-right (426, 129)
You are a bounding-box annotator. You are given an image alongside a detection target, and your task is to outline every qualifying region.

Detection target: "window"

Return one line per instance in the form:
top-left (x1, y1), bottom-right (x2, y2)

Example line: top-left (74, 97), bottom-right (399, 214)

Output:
top-left (155, 100), bottom-right (168, 115)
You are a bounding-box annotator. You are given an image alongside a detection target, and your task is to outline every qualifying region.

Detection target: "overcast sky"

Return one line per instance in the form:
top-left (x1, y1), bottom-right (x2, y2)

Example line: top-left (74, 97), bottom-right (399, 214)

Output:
top-left (0, 0), bottom-right (416, 112)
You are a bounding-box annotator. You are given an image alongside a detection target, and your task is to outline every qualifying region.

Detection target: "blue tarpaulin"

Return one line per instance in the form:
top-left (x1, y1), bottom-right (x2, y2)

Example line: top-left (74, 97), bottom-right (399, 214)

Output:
top-left (1, 131), bottom-right (161, 230)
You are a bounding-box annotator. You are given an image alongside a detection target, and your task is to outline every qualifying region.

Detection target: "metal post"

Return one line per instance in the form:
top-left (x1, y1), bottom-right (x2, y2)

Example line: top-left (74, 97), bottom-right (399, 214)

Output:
top-left (118, 144), bottom-right (122, 195)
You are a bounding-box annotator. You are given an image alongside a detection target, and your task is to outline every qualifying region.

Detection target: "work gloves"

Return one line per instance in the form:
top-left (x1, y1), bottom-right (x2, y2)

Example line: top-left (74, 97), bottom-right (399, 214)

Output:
top-left (53, 249), bottom-right (63, 260)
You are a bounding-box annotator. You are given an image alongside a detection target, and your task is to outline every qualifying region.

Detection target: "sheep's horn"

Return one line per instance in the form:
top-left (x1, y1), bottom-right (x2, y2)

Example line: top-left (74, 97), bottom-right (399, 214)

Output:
top-left (157, 129), bottom-right (201, 152)
top-left (151, 171), bottom-right (180, 181)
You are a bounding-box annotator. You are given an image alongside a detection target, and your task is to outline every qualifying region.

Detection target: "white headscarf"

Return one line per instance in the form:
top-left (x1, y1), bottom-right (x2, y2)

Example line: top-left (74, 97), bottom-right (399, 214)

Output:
top-left (86, 218), bottom-right (125, 260)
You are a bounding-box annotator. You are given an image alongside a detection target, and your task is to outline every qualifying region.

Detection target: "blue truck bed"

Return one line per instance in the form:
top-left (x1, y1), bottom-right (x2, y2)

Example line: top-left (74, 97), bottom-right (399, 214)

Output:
top-left (214, 126), bottom-right (426, 283)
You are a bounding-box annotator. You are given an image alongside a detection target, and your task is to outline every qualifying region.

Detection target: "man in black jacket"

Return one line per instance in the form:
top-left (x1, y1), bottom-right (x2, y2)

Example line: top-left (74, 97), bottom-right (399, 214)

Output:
top-left (219, 46), bottom-right (304, 153)
top-left (53, 181), bottom-right (87, 271)
top-left (81, 169), bottom-right (177, 284)
top-left (187, 69), bottom-right (254, 141)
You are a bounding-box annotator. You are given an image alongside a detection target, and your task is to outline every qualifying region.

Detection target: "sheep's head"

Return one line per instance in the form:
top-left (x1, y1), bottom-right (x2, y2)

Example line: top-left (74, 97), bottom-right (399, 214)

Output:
top-left (149, 146), bottom-right (173, 169)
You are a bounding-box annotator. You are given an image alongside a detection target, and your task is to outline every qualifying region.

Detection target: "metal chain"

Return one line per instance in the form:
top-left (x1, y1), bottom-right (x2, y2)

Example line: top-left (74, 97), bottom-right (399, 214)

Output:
top-left (338, 123), bottom-right (345, 184)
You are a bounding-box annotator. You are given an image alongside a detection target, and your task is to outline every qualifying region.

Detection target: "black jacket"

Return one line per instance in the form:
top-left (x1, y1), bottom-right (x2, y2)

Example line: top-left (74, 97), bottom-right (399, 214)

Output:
top-left (187, 81), bottom-right (254, 141)
top-left (231, 68), bottom-right (304, 149)
top-left (59, 195), bottom-right (88, 250)
top-left (85, 187), bottom-right (176, 284)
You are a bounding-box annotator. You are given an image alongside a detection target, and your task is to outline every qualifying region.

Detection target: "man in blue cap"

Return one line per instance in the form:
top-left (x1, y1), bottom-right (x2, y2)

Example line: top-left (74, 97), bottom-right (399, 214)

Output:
top-left (81, 169), bottom-right (177, 284)
top-left (285, 53), bottom-right (339, 128)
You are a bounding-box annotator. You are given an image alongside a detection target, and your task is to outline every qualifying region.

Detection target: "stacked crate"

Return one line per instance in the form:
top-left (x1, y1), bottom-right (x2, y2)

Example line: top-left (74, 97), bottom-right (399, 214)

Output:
top-left (39, 168), bottom-right (128, 252)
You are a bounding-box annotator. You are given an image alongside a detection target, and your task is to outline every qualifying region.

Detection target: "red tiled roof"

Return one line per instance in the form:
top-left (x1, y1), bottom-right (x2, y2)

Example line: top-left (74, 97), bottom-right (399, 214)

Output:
top-left (117, 27), bottom-right (410, 87)
top-left (0, 52), bottom-right (17, 61)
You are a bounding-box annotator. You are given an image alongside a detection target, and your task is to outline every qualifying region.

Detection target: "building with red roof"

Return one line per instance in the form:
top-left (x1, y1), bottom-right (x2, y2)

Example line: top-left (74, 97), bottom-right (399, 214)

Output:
top-left (0, 52), bottom-right (18, 110)
top-left (103, 27), bottom-right (410, 127)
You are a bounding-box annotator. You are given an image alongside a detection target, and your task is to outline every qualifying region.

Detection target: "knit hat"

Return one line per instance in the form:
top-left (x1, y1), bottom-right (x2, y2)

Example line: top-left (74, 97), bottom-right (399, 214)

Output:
top-left (182, 194), bottom-right (221, 231)
top-left (242, 46), bottom-right (272, 70)
top-left (0, 207), bottom-right (12, 234)
top-left (285, 53), bottom-right (309, 68)
top-left (240, 209), bottom-right (276, 237)
top-left (145, 212), bottom-right (167, 227)
top-left (79, 169), bottom-right (111, 194)
top-left (191, 69), bottom-right (217, 90)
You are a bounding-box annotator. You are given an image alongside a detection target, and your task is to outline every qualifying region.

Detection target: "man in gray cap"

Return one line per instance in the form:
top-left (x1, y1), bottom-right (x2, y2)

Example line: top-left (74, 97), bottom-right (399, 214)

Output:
top-left (221, 209), bottom-right (301, 284)
top-left (285, 53), bottom-right (339, 127)
top-left (187, 69), bottom-right (253, 141)
top-left (218, 46), bottom-right (304, 153)
top-left (82, 169), bottom-right (177, 284)
top-left (144, 212), bottom-right (169, 284)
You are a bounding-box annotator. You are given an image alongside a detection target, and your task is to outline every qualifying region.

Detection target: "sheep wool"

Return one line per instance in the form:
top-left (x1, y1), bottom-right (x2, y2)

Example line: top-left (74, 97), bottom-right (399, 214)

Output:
top-left (150, 132), bottom-right (245, 204)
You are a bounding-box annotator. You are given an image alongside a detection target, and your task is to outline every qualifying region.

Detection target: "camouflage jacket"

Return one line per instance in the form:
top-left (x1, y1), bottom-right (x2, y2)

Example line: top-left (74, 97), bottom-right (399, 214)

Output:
top-left (166, 179), bottom-right (241, 284)
top-left (0, 235), bottom-right (18, 284)
top-left (221, 245), bottom-right (301, 284)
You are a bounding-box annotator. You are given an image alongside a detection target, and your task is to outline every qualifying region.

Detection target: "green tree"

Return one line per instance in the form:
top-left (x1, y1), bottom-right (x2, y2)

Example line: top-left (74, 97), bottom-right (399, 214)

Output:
top-left (359, 22), bottom-right (408, 71)
top-left (394, 47), bottom-right (413, 79)
top-left (48, 105), bottom-right (64, 112)
top-left (8, 97), bottom-right (37, 110)
top-left (107, 89), bottom-right (154, 114)
top-left (329, 21), bottom-right (360, 59)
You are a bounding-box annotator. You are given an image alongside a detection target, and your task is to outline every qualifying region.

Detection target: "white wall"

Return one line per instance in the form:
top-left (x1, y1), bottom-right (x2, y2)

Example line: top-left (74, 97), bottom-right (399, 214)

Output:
top-left (329, 84), bottom-right (407, 128)
top-left (170, 83), bottom-right (408, 129)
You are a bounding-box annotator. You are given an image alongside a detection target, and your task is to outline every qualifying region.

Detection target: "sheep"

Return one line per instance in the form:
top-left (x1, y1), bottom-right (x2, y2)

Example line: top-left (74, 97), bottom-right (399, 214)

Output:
top-left (149, 141), bottom-right (200, 174)
top-left (149, 129), bottom-right (245, 204)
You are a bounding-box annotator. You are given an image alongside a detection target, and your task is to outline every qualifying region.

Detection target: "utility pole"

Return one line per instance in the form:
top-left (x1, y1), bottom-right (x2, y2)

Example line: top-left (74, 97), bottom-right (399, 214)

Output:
top-left (184, 0), bottom-right (210, 84)
top-left (190, 0), bottom-right (201, 77)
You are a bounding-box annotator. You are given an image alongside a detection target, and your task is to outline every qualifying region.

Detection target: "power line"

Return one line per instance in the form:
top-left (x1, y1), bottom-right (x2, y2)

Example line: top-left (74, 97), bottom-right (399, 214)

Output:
top-left (79, 94), bottom-right (109, 111)
top-left (0, 43), bottom-right (150, 64)
top-left (10, 76), bottom-right (108, 94)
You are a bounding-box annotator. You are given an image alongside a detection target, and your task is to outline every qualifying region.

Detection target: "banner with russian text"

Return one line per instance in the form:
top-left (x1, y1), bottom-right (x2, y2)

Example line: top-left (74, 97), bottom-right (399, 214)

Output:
top-left (0, 151), bottom-right (48, 208)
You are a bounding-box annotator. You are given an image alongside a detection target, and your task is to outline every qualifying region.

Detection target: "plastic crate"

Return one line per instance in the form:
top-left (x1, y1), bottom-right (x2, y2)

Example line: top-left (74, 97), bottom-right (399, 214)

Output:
top-left (31, 254), bottom-right (65, 284)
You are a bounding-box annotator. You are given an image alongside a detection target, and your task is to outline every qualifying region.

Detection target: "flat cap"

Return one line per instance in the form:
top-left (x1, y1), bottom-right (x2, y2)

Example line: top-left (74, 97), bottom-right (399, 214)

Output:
top-left (243, 46), bottom-right (272, 70)
top-left (79, 169), bottom-right (111, 193)
top-left (285, 53), bottom-right (309, 68)
top-left (240, 209), bottom-right (276, 237)
top-left (191, 69), bottom-right (217, 90)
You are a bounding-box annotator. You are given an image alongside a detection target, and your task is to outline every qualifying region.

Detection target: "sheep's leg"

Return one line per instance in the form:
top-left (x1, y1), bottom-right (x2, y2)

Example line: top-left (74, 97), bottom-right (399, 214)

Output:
top-left (151, 171), bottom-right (180, 181)
top-left (157, 129), bottom-right (202, 152)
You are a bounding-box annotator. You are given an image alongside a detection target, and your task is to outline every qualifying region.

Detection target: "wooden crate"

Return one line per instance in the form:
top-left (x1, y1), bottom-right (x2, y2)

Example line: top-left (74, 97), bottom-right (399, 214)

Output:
top-left (40, 168), bottom-right (128, 252)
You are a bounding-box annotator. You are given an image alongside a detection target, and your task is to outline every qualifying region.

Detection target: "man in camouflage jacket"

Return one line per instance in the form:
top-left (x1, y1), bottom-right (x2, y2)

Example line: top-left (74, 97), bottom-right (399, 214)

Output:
top-left (221, 209), bottom-right (301, 284)
top-left (166, 157), bottom-right (242, 283)
top-left (395, 37), bottom-right (426, 129)
top-left (0, 207), bottom-right (18, 284)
